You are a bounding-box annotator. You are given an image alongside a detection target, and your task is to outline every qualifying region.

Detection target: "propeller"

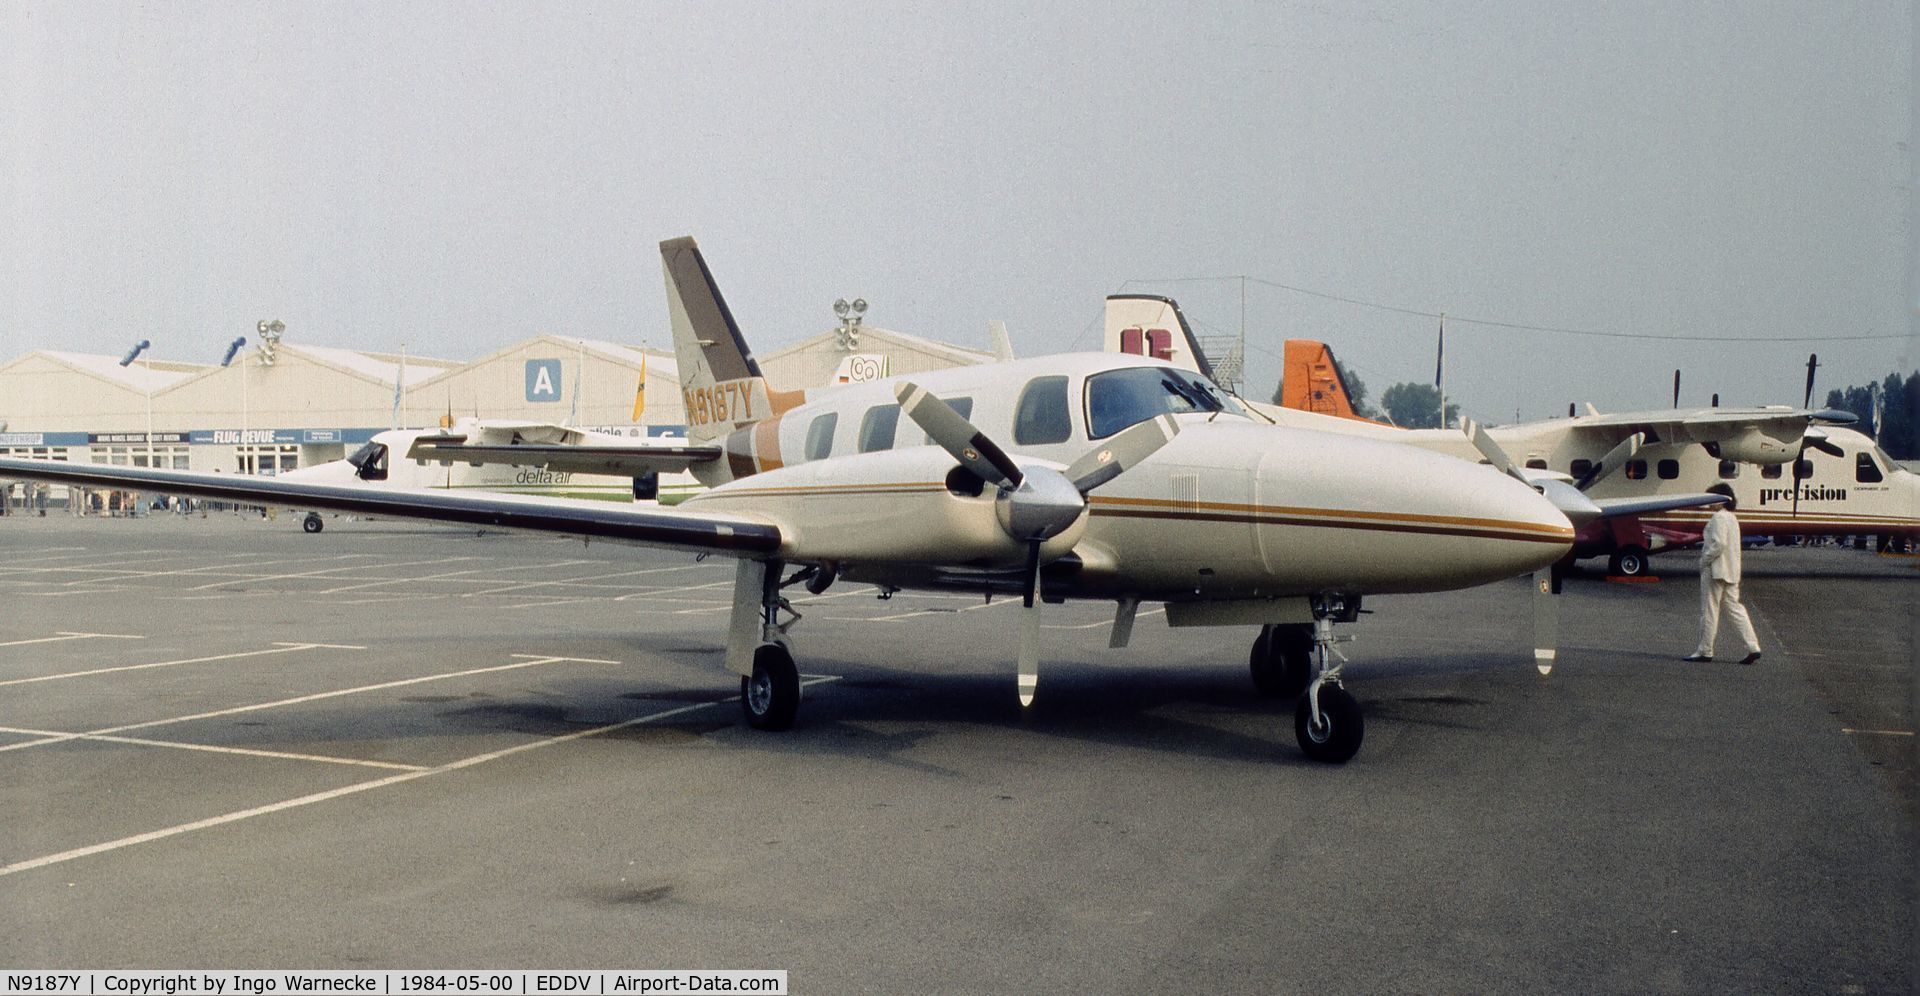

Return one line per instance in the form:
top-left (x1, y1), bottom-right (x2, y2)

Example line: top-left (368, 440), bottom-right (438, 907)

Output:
top-left (1793, 353), bottom-right (1819, 518)
top-left (1461, 419), bottom-right (1564, 673)
top-left (895, 382), bottom-right (1181, 705)
top-left (1672, 369), bottom-right (1681, 409)
top-left (1573, 432), bottom-right (1644, 492)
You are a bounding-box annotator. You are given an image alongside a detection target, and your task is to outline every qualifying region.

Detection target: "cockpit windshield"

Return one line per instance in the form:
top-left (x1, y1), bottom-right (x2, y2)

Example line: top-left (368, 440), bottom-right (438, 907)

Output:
top-left (1085, 366), bottom-right (1246, 439)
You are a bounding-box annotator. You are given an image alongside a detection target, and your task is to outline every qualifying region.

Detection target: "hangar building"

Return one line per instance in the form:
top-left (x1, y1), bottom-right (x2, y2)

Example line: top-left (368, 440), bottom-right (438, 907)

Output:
top-left (0, 317), bottom-right (990, 508)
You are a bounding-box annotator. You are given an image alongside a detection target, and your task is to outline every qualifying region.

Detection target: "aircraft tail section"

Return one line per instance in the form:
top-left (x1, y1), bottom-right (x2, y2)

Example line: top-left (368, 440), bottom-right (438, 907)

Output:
top-left (1279, 340), bottom-right (1382, 424)
top-left (660, 236), bottom-right (803, 446)
top-left (1103, 295), bottom-right (1214, 380)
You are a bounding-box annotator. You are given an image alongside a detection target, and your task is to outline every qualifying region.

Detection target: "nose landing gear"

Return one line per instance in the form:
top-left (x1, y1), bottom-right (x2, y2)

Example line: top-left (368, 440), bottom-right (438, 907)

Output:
top-left (1250, 608), bottom-right (1365, 764)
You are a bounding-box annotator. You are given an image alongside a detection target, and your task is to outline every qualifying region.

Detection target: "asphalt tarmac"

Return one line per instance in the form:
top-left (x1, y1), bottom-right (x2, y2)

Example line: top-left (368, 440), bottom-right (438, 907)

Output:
top-left (1, 513), bottom-right (1913, 993)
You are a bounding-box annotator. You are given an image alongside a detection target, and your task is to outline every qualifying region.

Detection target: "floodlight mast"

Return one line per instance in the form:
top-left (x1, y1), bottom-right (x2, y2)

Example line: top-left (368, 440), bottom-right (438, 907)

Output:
top-left (834, 297), bottom-right (866, 350)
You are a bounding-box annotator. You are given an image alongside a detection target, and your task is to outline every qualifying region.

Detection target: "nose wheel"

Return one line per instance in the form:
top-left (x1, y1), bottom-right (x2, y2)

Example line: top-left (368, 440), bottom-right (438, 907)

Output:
top-left (1291, 616), bottom-right (1364, 763)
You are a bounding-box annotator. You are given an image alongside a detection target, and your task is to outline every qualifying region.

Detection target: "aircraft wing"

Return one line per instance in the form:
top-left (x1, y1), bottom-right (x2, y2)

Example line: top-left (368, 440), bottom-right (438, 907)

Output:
top-left (1591, 493), bottom-right (1730, 520)
top-left (1573, 406), bottom-right (1856, 433)
top-left (0, 457), bottom-right (777, 556)
top-left (406, 435), bottom-right (722, 476)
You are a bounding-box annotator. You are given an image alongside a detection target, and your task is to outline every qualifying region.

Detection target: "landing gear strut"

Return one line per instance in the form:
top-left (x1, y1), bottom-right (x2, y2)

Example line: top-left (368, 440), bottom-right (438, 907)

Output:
top-left (1293, 612), bottom-right (1364, 764)
top-left (730, 559), bottom-right (809, 731)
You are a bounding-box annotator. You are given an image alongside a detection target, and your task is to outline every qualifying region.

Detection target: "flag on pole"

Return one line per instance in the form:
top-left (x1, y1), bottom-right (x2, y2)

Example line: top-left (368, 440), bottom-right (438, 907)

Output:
top-left (390, 347), bottom-right (407, 429)
top-left (631, 352), bottom-right (647, 422)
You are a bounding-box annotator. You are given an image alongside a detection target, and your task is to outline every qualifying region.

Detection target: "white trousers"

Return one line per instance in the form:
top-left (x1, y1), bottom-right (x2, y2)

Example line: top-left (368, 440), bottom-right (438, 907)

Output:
top-left (1696, 573), bottom-right (1760, 657)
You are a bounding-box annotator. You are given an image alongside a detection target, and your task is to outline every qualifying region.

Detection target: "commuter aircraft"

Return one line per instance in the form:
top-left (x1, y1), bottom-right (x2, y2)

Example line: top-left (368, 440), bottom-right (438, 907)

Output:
top-left (284, 419), bottom-right (704, 531)
top-left (1105, 295), bottom-right (1918, 574)
top-left (1, 238), bottom-right (1710, 764)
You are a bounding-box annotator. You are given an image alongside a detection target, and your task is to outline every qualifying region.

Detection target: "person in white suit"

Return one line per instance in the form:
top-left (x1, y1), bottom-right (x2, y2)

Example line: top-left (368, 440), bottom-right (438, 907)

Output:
top-left (1684, 484), bottom-right (1762, 665)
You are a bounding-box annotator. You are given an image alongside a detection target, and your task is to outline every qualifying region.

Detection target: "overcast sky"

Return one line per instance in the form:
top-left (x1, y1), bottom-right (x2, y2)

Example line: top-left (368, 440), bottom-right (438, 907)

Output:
top-left (3, 1), bottom-right (1913, 422)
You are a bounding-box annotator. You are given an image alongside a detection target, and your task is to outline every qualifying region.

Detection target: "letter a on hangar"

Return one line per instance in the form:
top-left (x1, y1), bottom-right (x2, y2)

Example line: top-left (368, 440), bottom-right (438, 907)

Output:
top-left (526, 359), bottom-right (563, 402)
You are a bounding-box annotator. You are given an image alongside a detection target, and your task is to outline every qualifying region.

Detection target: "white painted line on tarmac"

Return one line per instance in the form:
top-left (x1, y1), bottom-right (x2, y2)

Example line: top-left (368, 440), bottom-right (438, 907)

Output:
top-left (0, 632), bottom-right (145, 648)
top-left (0, 725), bottom-right (428, 771)
top-left (0, 653), bottom-right (614, 753)
top-left (615, 579), bottom-right (734, 602)
top-left (175, 555), bottom-right (383, 591)
top-left (1047, 608), bottom-right (1164, 631)
top-left (309, 558), bottom-right (494, 594)
top-left (0, 675), bottom-right (840, 878)
top-left (1840, 728), bottom-right (1915, 737)
top-left (27, 588), bottom-right (130, 597)
top-left (0, 642), bottom-right (364, 688)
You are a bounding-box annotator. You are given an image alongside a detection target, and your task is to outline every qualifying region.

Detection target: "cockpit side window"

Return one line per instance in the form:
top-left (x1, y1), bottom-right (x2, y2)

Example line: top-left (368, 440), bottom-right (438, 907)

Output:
top-left (1014, 376), bottom-right (1073, 445)
top-left (347, 441), bottom-right (389, 482)
top-left (1856, 451), bottom-right (1884, 483)
top-left (1084, 366), bottom-right (1242, 439)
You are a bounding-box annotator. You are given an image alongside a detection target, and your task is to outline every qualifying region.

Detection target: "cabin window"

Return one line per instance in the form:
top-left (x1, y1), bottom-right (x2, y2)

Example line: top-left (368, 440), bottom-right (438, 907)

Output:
top-left (1761, 463), bottom-right (1782, 480)
top-left (1794, 458), bottom-right (1813, 481)
top-left (1718, 460), bottom-right (1739, 479)
top-left (1083, 366), bottom-right (1241, 439)
top-left (858, 404), bottom-right (900, 453)
top-left (1015, 376), bottom-right (1073, 445)
top-left (1569, 459), bottom-right (1594, 480)
top-left (923, 397), bottom-right (973, 445)
top-left (1524, 458), bottom-right (1548, 470)
top-left (1656, 459), bottom-right (1679, 480)
top-left (804, 413), bottom-right (838, 462)
top-left (1624, 459), bottom-right (1647, 481)
top-left (1855, 453), bottom-right (1883, 483)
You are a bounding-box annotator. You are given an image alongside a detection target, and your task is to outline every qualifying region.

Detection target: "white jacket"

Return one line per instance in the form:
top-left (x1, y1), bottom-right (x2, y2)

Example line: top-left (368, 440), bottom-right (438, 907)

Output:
top-left (1700, 508), bottom-right (1742, 582)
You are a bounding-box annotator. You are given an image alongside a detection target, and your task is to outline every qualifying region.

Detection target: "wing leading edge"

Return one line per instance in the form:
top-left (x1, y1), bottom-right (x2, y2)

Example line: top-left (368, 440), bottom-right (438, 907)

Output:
top-left (0, 458), bottom-right (779, 556)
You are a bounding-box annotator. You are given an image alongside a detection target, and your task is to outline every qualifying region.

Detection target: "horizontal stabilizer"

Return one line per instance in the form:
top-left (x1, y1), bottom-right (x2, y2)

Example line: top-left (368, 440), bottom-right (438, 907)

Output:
top-left (406, 439), bottom-right (722, 476)
top-left (1591, 492), bottom-right (1731, 520)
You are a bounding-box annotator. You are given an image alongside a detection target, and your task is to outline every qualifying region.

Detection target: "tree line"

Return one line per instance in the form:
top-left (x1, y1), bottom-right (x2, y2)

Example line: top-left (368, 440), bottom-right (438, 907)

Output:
top-left (1825, 371), bottom-right (1919, 460)
top-left (1272, 363), bottom-right (1920, 457)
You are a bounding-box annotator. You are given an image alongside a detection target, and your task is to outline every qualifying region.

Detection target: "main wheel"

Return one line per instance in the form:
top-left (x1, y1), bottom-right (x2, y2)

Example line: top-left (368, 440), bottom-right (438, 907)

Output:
top-left (303, 514), bottom-right (324, 534)
top-left (1249, 624), bottom-right (1314, 698)
top-left (1609, 545), bottom-right (1649, 577)
top-left (1294, 685), bottom-right (1363, 763)
top-left (741, 643), bottom-right (800, 731)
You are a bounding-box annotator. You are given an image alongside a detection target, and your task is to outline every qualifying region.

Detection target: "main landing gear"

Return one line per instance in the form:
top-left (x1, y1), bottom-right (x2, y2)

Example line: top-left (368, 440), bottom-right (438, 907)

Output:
top-left (303, 512), bottom-right (324, 534)
top-left (730, 560), bottom-right (812, 730)
top-left (1252, 610), bottom-right (1364, 764)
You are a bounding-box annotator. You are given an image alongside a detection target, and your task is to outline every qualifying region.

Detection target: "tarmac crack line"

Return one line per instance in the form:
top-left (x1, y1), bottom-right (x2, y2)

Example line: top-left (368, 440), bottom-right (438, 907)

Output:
top-left (0, 642), bottom-right (364, 689)
top-left (0, 676), bottom-right (840, 879)
top-left (0, 653), bottom-right (612, 753)
top-left (0, 632), bottom-right (145, 648)
top-left (0, 725), bottom-right (427, 771)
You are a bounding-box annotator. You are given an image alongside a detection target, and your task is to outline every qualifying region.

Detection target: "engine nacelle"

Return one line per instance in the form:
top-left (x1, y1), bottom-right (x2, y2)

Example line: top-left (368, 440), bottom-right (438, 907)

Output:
top-left (1708, 425), bottom-right (1801, 465)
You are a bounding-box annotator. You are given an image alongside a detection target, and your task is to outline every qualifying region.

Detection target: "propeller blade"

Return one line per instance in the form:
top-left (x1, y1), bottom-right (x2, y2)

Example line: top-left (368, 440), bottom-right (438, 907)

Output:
top-left (1672, 369), bottom-right (1681, 409)
top-left (1064, 413), bottom-right (1180, 494)
top-left (896, 382), bottom-right (1022, 487)
top-left (1803, 353), bottom-right (1819, 409)
top-left (1533, 569), bottom-right (1558, 676)
top-left (1017, 540), bottom-right (1041, 706)
top-left (1577, 432), bottom-right (1644, 491)
top-left (1462, 419), bottom-right (1526, 484)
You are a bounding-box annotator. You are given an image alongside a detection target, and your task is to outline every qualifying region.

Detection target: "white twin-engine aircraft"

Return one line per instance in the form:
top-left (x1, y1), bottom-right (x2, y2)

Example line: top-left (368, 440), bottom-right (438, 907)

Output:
top-left (3, 237), bottom-right (1691, 763)
top-left (1106, 295), bottom-right (1919, 574)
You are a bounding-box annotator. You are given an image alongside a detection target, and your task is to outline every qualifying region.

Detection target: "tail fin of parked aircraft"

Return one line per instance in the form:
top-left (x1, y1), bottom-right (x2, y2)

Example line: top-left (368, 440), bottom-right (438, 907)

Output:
top-left (1103, 295), bottom-right (1215, 381)
top-left (1279, 340), bottom-right (1379, 424)
top-left (660, 236), bottom-right (803, 445)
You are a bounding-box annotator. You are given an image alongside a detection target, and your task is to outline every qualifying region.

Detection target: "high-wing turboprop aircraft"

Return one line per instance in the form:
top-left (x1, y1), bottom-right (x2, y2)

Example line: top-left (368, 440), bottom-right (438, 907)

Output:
top-left (282, 418), bottom-right (709, 533)
top-left (0, 239), bottom-right (1598, 764)
top-left (1105, 297), bottom-right (1912, 573)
